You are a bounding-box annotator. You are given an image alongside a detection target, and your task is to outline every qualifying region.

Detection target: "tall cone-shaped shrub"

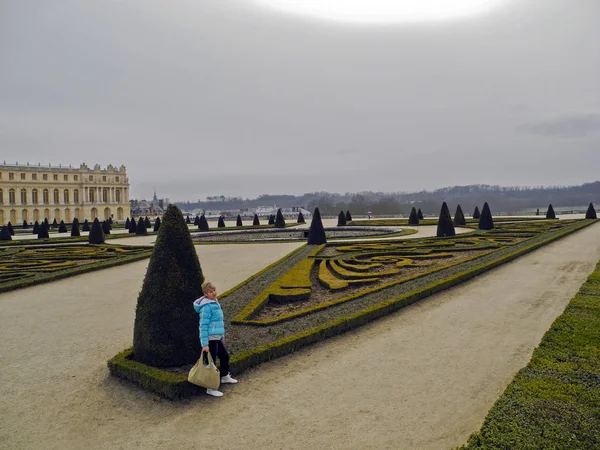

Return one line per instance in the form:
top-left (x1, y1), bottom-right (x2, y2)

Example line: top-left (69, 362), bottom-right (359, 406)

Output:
top-left (408, 207), bottom-right (419, 225)
top-left (473, 206), bottom-right (481, 219)
top-left (82, 219), bottom-right (90, 232)
top-left (71, 219), bottom-right (80, 237)
top-left (38, 222), bottom-right (50, 239)
top-left (58, 220), bottom-right (67, 233)
top-left (89, 218), bottom-right (105, 244)
top-left (337, 210), bottom-right (347, 226)
top-left (7, 222), bottom-right (14, 235)
top-left (546, 204), bottom-right (556, 219)
top-left (108, 217), bottom-right (113, 225)
top-left (125, 217), bottom-right (130, 229)
top-left (217, 216), bottom-right (225, 228)
top-left (136, 217), bottom-right (147, 235)
top-left (0, 226), bottom-right (12, 241)
top-left (453, 204), bottom-right (466, 226)
top-left (236, 215), bottom-right (243, 227)
top-left (307, 207), bottom-right (327, 245)
top-left (275, 209), bottom-right (286, 228)
top-left (585, 203), bottom-right (597, 219)
top-left (133, 205), bottom-right (204, 367)
top-left (154, 217), bottom-right (161, 232)
top-left (194, 216), bottom-right (200, 226)
top-left (478, 202), bottom-right (494, 230)
top-left (253, 214), bottom-right (260, 226)
top-left (436, 202), bottom-right (456, 237)
top-left (22, 220), bottom-right (28, 229)
top-left (417, 208), bottom-right (424, 220)
top-left (268, 215), bottom-right (275, 225)
top-left (52, 218), bottom-right (58, 229)
top-left (102, 220), bottom-right (111, 235)
top-left (32, 221), bottom-right (39, 234)
top-left (198, 215), bottom-right (209, 231)
top-left (128, 217), bottom-right (137, 234)
top-left (297, 212), bottom-right (305, 223)
top-left (345, 210), bottom-right (352, 223)
top-left (145, 217), bottom-right (151, 228)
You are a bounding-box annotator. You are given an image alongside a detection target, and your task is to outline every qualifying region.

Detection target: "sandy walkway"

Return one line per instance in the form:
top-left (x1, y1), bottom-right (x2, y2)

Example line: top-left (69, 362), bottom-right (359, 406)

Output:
top-left (1, 223), bottom-right (599, 450)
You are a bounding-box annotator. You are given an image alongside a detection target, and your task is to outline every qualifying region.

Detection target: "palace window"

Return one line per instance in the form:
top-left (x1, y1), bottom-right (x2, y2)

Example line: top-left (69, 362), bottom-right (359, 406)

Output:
top-left (64, 189), bottom-right (69, 203)
top-left (64, 175), bottom-right (68, 181)
top-left (43, 189), bottom-right (49, 204)
top-left (74, 189), bottom-right (79, 203)
top-left (74, 175), bottom-right (78, 181)
top-left (102, 175), bottom-right (107, 182)
top-left (115, 189), bottom-right (121, 202)
top-left (21, 173), bottom-right (26, 180)
top-left (9, 189), bottom-right (16, 204)
top-left (0, 189), bottom-right (3, 204)
top-left (9, 173), bottom-right (14, 180)
top-left (43, 174), bottom-right (48, 180)
top-left (32, 189), bottom-right (38, 204)
top-left (103, 189), bottom-right (108, 203)
top-left (53, 174), bottom-right (58, 181)
top-left (89, 189), bottom-right (95, 202)
top-left (53, 189), bottom-right (59, 203)
top-left (89, 175), bottom-right (93, 181)
top-left (20, 189), bottom-right (27, 204)
top-left (115, 176), bottom-right (119, 182)
top-left (32, 174), bottom-right (37, 180)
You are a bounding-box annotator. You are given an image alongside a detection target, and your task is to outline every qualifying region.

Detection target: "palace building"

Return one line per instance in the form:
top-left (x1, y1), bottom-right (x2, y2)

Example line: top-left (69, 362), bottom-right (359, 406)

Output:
top-left (0, 162), bottom-right (130, 225)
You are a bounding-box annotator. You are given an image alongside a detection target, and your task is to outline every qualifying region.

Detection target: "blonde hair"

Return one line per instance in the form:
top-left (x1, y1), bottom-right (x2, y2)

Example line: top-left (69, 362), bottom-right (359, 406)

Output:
top-left (202, 281), bottom-right (216, 294)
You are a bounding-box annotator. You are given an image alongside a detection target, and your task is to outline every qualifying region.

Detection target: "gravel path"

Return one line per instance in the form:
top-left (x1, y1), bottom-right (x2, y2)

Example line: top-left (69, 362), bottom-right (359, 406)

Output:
top-left (1, 222), bottom-right (598, 449)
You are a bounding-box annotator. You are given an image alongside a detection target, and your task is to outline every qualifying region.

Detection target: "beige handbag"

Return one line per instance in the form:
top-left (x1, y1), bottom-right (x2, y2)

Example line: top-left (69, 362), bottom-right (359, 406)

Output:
top-left (188, 351), bottom-right (220, 390)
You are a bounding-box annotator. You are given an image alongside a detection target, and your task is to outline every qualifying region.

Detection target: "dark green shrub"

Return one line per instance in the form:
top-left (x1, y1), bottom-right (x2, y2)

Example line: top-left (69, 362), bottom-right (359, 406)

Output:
top-left (58, 220), bottom-right (68, 233)
top-left (253, 214), bottom-right (260, 226)
top-left (108, 217), bottom-right (113, 225)
top-left (187, 216), bottom-right (192, 224)
top-left (453, 204), bottom-right (466, 226)
top-left (479, 202), bottom-right (494, 230)
top-left (154, 217), bottom-right (161, 232)
top-left (236, 215), bottom-right (243, 227)
top-left (32, 221), bottom-right (40, 234)
top-left (22, 220), bottom-right (28, 229)
top-left (102, 220), bottom-right (111, 235)
top-left (136, 217), bottom-right (147, 235)
top-left (217, 216), bottom-right (225, 228)
top-left (275, 209), bottom-right (286, 228)
top-left (0, 226), bottom-right (11, 241)
top-left (88, 218), bottom-right (105, 244)
top-left (546, 204), bottom-right (556, 219)
top-left (268, 215), bottom-right (275, 225)
top-left (125, 217), bottom-right (131, 229)
top-left (7, 222), bottom-right (14, 235)
top-left (417, 208), bottom-right (424, 220)
top-left (408, 207), bottom-right (419, 225)
top-left (44, 217), bottom-right (49, 226)
top-left (82, 219), bottom-right (90, 232)
top-left (51, 218), bottom-right (58, 229)
top-left (337, 210), bottom-right (347, 226)
top-left (145, 217), bottom-right (151, 228)
top-left (38, 222), bottom-right (49, 239)
top-left (198, 215), bottom-right (209, 231)
top-left (473, 206), bottom-right (481, 219)
top-left (193, 216), bottom-right (200, 226)
top-left (585, 202), bottom-right (597, 219)
top-left (128, 218), bottom-right (137, 234)
top-left (133, 204), bottom-right (204, 367)
top-left (436, 202), bottom-right (455, 237)
top-left (71, 219), bottom-right (80, 237)
top-left (345, 210), bottom-right (352, 222)
top-left (536, 208), bottom-right (540, 216)
top-left (307, 207), bottom-right (327, 245)
top-left (297, 212), bottom-right (305, 223)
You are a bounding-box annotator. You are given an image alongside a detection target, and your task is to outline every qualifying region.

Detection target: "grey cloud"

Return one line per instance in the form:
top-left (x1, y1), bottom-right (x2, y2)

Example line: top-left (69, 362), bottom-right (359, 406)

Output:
top-left (516, 113), bottom-right (600, 139)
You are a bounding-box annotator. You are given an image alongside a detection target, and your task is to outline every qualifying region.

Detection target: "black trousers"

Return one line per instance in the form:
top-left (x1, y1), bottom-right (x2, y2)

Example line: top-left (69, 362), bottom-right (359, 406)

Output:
top-left (208, 339), bottom-right (230, 377)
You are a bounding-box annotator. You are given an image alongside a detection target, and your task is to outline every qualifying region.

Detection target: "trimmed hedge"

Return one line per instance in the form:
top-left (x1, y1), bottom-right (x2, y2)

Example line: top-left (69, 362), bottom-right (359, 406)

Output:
top-left (546, 203), bottom-right (556, 220)
top-left (586, 202), bottom-right (597, 220)
top-left (274, 209), bottom-right (286, 228)
top-left (408, 207), bottom-right (419, 226)
top-left (437, 202), bottom-right (456, 237)
top-left (337, 210), bottom-right (347, 226)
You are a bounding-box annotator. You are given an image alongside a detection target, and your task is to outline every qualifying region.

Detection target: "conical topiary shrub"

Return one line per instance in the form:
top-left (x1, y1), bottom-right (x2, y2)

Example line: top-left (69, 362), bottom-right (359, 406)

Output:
top-left (473, 206), bottom-right (481, 219)
top-left (7, 222), bottom-right (14, 235)
top-left (198, 215), bottom-right (209, 231)
top-left (436, 202), bottom-right (456, 237)
top-left (585, 203), bottom-right (597, 219)
top-left (187, 216), bottom-right (192, 225)
top-left (128, 217), bottom-right (137, 234)
top-left (253, 214), bottom-right (260, 226)
top-left (82, 219), bottom-right (90, 232)
top-left (478, 202), bottom-right (494, 230)
top-left (51, 218), bottom-right (58, 229)
top-left (38, 222), bottom-right (49, 239)
top-left (136, 217), bottom-right (147, 235)
top-left (133, 204), bottom-right (204, 367)
top-left (268, 214), bottom-right (275, 225)
top-left (154, 217), bottom-right (161, 232)
top-left (275, 209), bottom-right (286, 228)
top-left (236, 215), bottom-right (243, 227)
top-left (217, 216), bottom-right (225, 228)
top-left (22, 220), bottom-right (28, 229)
top-left (337, 210), bottom-right (347, 226)
top-left (307, 207), bottom-right (327, 245)
top-left (58, 220), bottom-right (67, 233)
top-left (0, 226), bottom-right (12, 241)
top-left (453, 205), bottom-right (466, 227)
top-left (125, 217), bottom-right (130, 229)
top-left (108, 217), bottom-right (113, 225)
top-left (345, 210), bottom-right (352, 223)
top-left (194, 216), bottom-right (200, 226)
top-left (546, 204), bottom-right (556, 219)
top-left (44, 217), bottom-right (49, 226)
top-left (32, 221), bottom-right (40, 234)
top-left (102, 220), bottom-right (111, 235)
top-left (71, 219), bottom-right (80, 237)
top-left (297, 211), bottom-right (305, 223)
top-left (408, 207), bottom-right (419, 225)
top-left (145, 217), bottom-right (151, 228)
top-left (89, 218), bottom-right (105, 244)
top-left (417, 208), bottom-right (424, 220)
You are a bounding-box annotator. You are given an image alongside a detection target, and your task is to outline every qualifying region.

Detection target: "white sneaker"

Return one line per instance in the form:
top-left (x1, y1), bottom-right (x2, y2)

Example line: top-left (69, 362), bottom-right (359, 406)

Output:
top-left (206, 389), bottom-right (223, 397)
top-left (220, 374), bottom-right (238, 384)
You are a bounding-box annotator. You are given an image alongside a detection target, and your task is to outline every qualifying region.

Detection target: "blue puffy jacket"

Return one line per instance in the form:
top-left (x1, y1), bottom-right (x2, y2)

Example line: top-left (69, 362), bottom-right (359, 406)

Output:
top-left (193, 296), bottom-right (225, 347)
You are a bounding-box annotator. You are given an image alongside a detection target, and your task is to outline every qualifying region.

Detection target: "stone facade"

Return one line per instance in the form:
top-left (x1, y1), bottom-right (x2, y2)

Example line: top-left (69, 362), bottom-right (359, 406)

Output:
top-left (0, 162), bottom-right (130, 225)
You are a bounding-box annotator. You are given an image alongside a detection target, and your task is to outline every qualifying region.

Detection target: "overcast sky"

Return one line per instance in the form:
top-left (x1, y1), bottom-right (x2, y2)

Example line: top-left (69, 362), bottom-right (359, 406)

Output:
top-left (1, 0), bottom-right (599, 201)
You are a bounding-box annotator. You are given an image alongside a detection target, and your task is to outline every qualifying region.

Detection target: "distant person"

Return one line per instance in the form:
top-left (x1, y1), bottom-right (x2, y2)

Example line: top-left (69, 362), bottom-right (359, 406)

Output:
top-left (193, 281), bottom-right (238, 397)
